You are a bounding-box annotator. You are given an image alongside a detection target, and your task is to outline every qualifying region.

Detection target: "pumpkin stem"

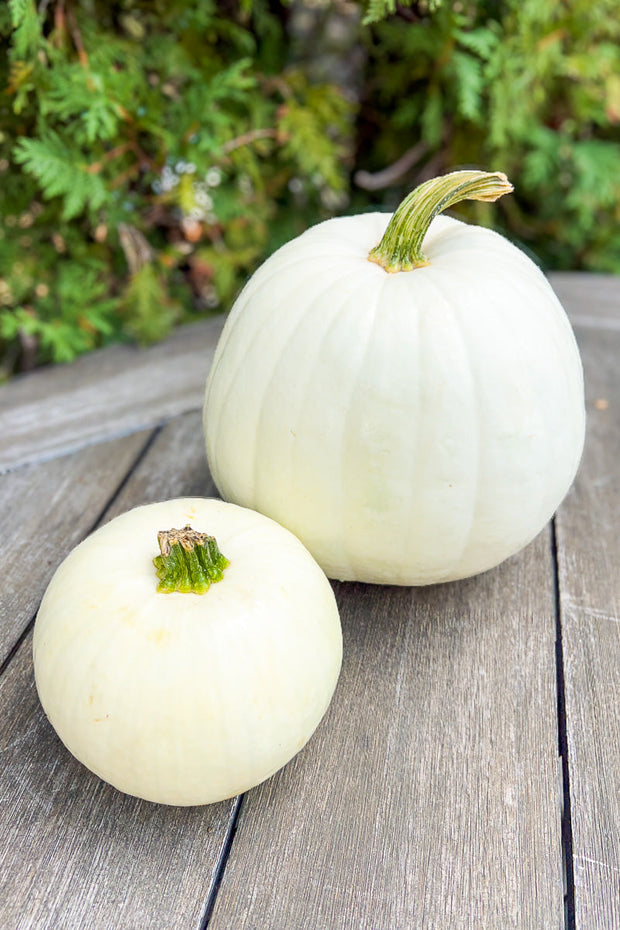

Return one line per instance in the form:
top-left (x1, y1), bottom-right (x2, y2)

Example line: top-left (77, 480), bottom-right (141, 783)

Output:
top-left (153, 526), bottom-right (229, 594)
top-left (368, 169), bottom-right (514, 273)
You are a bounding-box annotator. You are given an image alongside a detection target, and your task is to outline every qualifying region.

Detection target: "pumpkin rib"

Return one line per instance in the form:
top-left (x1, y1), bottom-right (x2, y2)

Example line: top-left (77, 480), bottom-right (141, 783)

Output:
top-left (338, 270), bottom-right (393, 581)
top-left (492, 261), bottom-right (584, 496)
top-left (55, 608), bottom-right (134, 776)
top-left (223, 254), bottom-right (354, 388)
top-left (207, 260), bottom-right (359, 497)
top-left (426, 230), bottom-right (563, 309)
top-left (467, 253), bottom-right (581, 439)
top-left (413, 268), bottom-right (481, 578)
top-left (431, 259), bottom-right (570, 575)
top-left (424, 219), bottom-right (530, 267)
top-left (281, 272), bottom-right (381, 580)
top-left (297, 212), bottom-right (391, 255)
top-left (428, 231), bottom-right (572, 344)
top-left (435, 261), bottom-right (531, 568)
top-left (491, 265), bottom-right (585, 528)
top-left (392, 273), bottom-right (425, 582)
top-left (204, 249), bottom-right (355, 452)
top-left (248, 263), bottom-right (369, 513)
top-left (441, 264), bottom-right (518, 575)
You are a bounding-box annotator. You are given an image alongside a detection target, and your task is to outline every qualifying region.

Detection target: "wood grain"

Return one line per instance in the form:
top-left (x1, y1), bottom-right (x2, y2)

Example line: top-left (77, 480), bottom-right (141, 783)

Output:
top-left (555, 321), bottom-right (620, 928)
top-left (209, 531), bottom-right (563, 930)
top-left (0, 316), bottom-right (223, 474)
top-left (102, 409), bottom-right (217, 521)
top-left (0, 413), bottom-right (232, 930)
top-left (0, 432), bottom-right (151, 668)
top-left (549, 272), bottom-right (620, 331)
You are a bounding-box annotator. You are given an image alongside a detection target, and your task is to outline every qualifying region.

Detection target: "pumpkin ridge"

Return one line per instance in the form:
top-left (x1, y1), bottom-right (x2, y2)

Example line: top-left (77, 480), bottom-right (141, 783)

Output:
top-left (412, 270), bottom-right (480, 577)
top-left (339, 270), bottom-right (392, 580)
top-left (215, 254), bottom-right (353, 391)
top-left (439, 262), bottom-right (522, 573)
top-left (205, 252), bottom-right (352, 465)
top-left (434, 260), bottom-right (575, 575)
top-left (397, 273), bottom-right (424, 581)
top-left (207, 263), bottom-right (357, 495)
top-left (472, 262), bottom-right (585, 523)
top-left (249, 264), bottom-right (366, 508)
top-left (278, 274), bottom-right (377, 575)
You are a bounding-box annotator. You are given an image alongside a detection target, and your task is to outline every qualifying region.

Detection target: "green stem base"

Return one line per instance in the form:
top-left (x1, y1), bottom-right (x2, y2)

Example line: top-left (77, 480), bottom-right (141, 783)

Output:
top-left (153, 526), bottom-right (229, 594)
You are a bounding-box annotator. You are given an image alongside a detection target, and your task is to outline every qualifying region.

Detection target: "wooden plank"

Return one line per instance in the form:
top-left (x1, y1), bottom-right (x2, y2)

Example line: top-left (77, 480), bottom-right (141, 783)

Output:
top-left (0, 432), bottom-right (151, 668)
top-left (209, 531), bottom-right (563, 930)
top-left (102, 409), bottom-right (217, 520)
top-left (0, 411), bottom-right (232, 930)
top-left (555, 322), bottom-right (620, 928)
top-left (0, 316), bottom-right (223, 474)
top-left (549, 272), bottom-right (620, 331)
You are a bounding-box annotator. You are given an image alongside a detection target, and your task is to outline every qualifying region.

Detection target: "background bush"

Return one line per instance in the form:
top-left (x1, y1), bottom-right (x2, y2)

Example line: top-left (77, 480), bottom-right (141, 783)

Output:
top-left (1, 0), bottom-right (619, 376)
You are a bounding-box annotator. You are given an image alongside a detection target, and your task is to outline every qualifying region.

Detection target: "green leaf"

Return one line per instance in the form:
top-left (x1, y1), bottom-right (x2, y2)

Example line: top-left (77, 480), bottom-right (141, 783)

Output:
top-left (362, 0), bottom-right (397, 25)
top-left (13, 133), bottom-right (108, 219)
top-left (40, 68), bottom-right (124, 144)
top-left (450, 51), bottom-right (483, 121)
top-left (277, 78), bottom-right (352, 190)
top-left (8, 0), bottom-right (41, 57)
top-left (362, 0), bottom-right (443, 26)
top-left (420, 86), bottom-right (444, 148)
top-left (120, 264), bottom-right (181, 344)
top-left (8, 0), bottom-right (30, 29)
top-left (456, 27), bottom-right (499, 61)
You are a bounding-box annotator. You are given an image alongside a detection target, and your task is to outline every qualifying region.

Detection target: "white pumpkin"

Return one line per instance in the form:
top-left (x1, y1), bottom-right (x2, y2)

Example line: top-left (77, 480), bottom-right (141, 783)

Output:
top-left (33, 498), bottom-right (342, 806)
top-left (204, 171), bottom-right (585, 585)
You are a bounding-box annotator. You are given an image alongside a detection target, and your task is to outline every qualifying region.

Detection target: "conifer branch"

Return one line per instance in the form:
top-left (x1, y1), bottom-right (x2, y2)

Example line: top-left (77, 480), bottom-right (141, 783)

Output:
top-left (65, 0), bottom-right (88, 68)
top-left (221, 128), bottom-right (281, 154)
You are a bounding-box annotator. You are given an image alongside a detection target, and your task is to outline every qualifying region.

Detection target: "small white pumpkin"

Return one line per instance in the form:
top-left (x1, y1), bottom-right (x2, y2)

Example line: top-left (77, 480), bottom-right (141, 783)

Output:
top-left (33, 498), bottom-right (342, 806)
top-left (204, 171), bottom-right (585, 585)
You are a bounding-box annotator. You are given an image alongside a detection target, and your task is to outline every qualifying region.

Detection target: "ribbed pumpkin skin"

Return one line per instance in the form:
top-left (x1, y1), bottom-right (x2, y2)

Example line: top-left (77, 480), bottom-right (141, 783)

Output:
top-left (204, 214), bottom-right (585, 585)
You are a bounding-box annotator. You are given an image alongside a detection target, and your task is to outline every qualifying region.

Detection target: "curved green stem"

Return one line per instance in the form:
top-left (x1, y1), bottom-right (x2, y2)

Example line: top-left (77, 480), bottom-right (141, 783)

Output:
top-left (153, 526), bottom-right (229, 594)
top-left (368, 169), bottom-right (514, 273)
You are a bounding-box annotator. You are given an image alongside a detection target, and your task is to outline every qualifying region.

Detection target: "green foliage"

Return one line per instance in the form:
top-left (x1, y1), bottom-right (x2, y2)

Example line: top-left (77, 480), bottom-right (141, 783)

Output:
top-left (120, 263), bottom-right (181, 344)
top-left (362, 0), bottom-right (443, 26)
top-left (1, 0), bottom-right (619, 376)
top-left (357, 0), bottom-right (620, 271)
top-left (0, 254), bottom-right (118, 365)
top-left (0, 0), bottom-right (353, 375)
top-left (13, 133), bottom-right (109, 219)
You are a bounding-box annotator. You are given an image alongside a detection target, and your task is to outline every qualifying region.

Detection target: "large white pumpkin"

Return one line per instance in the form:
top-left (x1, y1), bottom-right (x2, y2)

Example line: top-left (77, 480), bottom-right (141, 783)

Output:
top-left (33, 498), bottom-right (342, 805)
top-left (204, 172), bottom-right (585, 585)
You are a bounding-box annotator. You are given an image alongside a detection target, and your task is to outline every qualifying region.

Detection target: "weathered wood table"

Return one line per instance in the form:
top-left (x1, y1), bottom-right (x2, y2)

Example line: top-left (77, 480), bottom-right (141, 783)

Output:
top-left (0, 272), bottom-right (618, 930)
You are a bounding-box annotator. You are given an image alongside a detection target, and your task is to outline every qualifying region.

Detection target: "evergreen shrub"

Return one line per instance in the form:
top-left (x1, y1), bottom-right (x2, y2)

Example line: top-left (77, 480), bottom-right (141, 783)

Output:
top-left (1, 0), bottom-right (618, 375)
